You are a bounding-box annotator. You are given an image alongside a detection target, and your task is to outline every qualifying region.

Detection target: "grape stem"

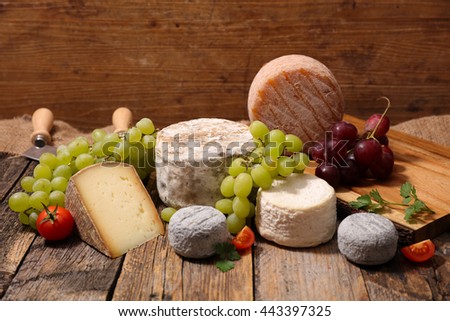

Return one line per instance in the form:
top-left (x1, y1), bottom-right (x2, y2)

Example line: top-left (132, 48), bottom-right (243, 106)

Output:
top-left (367, 96), bottom-right (391, 140)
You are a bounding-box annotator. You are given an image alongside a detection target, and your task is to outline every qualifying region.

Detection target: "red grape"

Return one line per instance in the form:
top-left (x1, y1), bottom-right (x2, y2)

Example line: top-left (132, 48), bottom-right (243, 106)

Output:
top-left (332, 121), bottom-right (358, 142)
top-left (310, 140), bottom-right (325, 163)
top-left (340, 159), bottom-right (361, 185)
top-left (315, 162), bottom-right (340, 188)
top-left (365, 114), bottom-right (390, 138)
top-left (369, 145), bottom-right (394, 179)
top-left (326, 139), bottom-right (348, 166)
top-left (377, 135), bottom-right (389, 146)
top-left (354, 139), bottom-right (382, 167)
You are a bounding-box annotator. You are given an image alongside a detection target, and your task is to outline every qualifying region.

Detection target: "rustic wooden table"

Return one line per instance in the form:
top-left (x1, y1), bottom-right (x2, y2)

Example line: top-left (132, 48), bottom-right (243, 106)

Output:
top-left (1, 150), bottom-right (449, 301)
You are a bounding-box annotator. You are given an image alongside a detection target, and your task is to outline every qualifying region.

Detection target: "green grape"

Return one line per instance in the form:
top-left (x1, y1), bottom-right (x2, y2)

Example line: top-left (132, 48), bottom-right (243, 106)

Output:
top-left (76, 136), bottom-right (89, 143)
top-left (49, 190), bottom-right (65, 207)
top-left (56, 150), bottom-right (72, 165)
top-left (265, 142), bottom-right (284, 159)
top-left (29, 191), bottom-right (49, 211)
top-left (248, 201), bottom-right (255, 218)
top-left (75, 153), bottom-right (95, 170)
top-left (8, 192), bottom-right (30, 213)
top-left (33, 163), bottom-right (52, 180)
top-left (127, 127), bottom-right (142, 143)
top-left (51, 176), bottom-right (68, 192)
top-left (226, 213), bottom-right (246, 234)
top-left (215, 198), bottom-right (233, 214)
top-left (136, 118), bottom-right (155, 135)
top-left (128, 142), bottom-right (146, 167)
top-left (56, 144), bottom-right (69, 155)
top-left (161, 207), bottom-right (177, 222)
top-left (249, 120), bottom-right (270, 140)
top-left (228, 158), bottom-right (247, 177)
top-left (92, 128), bottom-right (107, 142)
top-left (268, 129), bottom-right (285, 145)
top-left (232, 196), bottom-right (251, 219)
top-left (292, 152), bottom-right (310, 172)
top-left (32, 178), bottom-right (52, 194)
top-left (220, 175), bottom-right (235, 198)
top-left (92, 141), bottom-right (106, 157)
top-left (249, 146), bottom-right (264, 164)
top-left (70, 161), bottom-right (79, 174)
top-left (233, 173), bottom-right (253, 198)
top-left (53, 164), bottom-right (72, 180)
top-left (261, 156), bottom-right (279, 178)
top-left (39, 152), bottom-right (58, 170)
top-left (253, 138), bottom-right (263, 148)
top-left (277, 156), bottom-right (295, 177)
top-left (141, 135), bottom-right (156, 150)
top-left (113, 141), bottom-right (130, 161)
top-left (251, 165), bottom-right (273, 189)
top-left (285, 134), bottom-right (303, 153)
top-left (18, 212), bottom-right (30, 225)
top-left (67, 138), bottom-right (89, 157)
top-left (28, 212), bottom-right (39, 230)
top-left (20, 176), bottom-right (36, 193)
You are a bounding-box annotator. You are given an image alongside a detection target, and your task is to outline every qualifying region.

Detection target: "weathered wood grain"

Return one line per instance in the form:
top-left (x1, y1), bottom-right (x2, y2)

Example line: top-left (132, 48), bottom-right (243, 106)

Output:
top-left (0, 155), bottom-right (36, 298)
top-left (360, 233), bottom-right (450, 301)
top-left (2, 235), bottom-right (123, 300)
top-left (254, 234), bottom-right (369, 300)
top-left (0, 1), bottom-right (449, 131)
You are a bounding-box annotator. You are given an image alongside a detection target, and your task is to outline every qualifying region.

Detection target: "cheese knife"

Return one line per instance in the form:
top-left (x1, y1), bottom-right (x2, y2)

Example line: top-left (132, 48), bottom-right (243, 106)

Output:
top-left (22, 108), bottom-right (56, 161)
top-left (112, 107), bottom-right (133, 137)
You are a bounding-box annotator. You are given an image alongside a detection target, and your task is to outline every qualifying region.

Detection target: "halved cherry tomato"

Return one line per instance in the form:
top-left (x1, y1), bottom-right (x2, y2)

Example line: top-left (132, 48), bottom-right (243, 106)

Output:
top-left (401, 239), bottom-right (435, 263)
top-left (36, 205), bottom-right (74, 241)
top-left (231, 226), bottom-right (255, 250)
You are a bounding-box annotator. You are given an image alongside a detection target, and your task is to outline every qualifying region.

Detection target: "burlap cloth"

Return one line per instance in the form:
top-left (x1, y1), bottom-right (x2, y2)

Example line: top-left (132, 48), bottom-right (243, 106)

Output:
top-left (0, 114), bottom-right (449, 156)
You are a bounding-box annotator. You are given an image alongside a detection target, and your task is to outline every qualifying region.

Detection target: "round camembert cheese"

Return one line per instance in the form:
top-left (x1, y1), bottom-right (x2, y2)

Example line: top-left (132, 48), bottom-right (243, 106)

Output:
top-left (256, 173), bottom-right (336, 247)
top-left (155, 118), bottom-right (254, 208)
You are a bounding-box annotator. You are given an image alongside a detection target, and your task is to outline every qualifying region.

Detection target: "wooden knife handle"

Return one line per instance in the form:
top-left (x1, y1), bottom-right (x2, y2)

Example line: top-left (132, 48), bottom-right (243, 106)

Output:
top-left (112, 107), bottom-right (133, 133)
top-left (30, 108), bottom-right (54, 146)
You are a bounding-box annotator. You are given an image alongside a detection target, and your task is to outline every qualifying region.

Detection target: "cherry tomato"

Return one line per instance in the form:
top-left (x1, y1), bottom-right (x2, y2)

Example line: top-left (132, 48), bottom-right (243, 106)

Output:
top-left (401, 239), bottom-right (435, 263)
top-left (231, 226), bottom-right (255, 250)
top-left (36, 205), bottom-right (74, 241)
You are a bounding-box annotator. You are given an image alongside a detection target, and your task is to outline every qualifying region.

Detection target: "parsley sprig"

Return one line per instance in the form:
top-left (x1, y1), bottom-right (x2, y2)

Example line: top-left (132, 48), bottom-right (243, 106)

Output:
top-left (349, 182), bottom-right (435, 222)
top-left (214, 242), bottom-right (240, 272)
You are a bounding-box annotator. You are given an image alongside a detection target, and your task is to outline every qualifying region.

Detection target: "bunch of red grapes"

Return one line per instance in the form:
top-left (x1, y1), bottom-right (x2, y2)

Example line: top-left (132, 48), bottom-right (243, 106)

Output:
top-left (307, 111), bottom-right (394, 188)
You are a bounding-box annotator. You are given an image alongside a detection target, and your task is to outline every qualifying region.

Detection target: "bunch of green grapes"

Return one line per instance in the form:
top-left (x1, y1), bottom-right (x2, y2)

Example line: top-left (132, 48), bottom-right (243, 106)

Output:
top-left (8, 117), bottom-right (157, 229)
top-left (215, 120), bottom-right (310, 234)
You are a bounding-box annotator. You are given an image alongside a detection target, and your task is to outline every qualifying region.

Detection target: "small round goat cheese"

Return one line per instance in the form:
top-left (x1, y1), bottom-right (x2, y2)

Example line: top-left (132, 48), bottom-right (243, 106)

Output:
top-left (337, 213), bottom-right (398, 265)
top-left (256, 173), bottom-right (336, 247)
top-left (168, 205), bottom-right (230, 258)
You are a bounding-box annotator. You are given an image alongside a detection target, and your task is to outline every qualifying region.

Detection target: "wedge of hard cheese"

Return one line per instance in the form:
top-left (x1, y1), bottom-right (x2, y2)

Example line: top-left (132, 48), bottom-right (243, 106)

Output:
top-left (66, 162), bottom-right (164, 258)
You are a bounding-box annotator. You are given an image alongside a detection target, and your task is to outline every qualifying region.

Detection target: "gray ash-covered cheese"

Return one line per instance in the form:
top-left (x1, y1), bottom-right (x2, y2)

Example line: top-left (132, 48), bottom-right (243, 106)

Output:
top-left (168, 205), bottom-right (230, 258)
top-left (155, 118), bottom-right (254, 208)
top-left (337, 213), bottom-right (398, 265)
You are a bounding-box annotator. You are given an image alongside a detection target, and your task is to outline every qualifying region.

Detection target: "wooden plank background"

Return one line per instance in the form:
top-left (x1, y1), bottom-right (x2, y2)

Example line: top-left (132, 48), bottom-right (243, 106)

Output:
top-left (0, 0), bottom-right (449, 131)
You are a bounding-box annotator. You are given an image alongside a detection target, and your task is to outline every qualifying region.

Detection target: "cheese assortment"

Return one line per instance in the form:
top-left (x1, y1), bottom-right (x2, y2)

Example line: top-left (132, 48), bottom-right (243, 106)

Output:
top-left (256, 174), bottom-right (336, 247)
top-left (65, 162), bottom-right (164, 258)
top-left (155, 118), bottom-right (254, 208)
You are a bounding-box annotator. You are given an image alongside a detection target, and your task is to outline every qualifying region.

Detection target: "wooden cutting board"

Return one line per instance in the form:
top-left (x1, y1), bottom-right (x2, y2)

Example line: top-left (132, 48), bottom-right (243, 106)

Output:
top-left (326, 115), bottom-right (450, 244)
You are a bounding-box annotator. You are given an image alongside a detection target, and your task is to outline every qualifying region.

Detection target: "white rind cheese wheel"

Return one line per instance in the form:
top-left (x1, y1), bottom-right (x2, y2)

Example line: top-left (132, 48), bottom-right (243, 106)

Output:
top-left (248, 54), bottom-right (344, 142)
top-left (256, 173), bottom-right (336, 247)
top-left (66, 162), bottom-right (164, 258)
top-left (155, 118), bottom-right (254, 208)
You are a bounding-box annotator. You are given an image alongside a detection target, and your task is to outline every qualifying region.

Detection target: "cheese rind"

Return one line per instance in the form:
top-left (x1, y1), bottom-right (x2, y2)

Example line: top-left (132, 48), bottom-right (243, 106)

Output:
top-left (256, 173), bottom-right (336, 247)
top-left (155, 118), bottom-right (254, 208)
top-left (248, 55), bottom-right (344, 142)
top-left (66, 162), bottom-right (164, 258)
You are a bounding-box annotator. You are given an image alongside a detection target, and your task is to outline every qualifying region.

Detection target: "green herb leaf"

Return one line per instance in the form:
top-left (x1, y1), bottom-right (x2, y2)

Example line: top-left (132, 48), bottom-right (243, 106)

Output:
top-left (369, 189), bottom-right (387, 205)
top-left (349, 194), bottom-right (372, 209)
top-left (402, 195), bottom-right (412, 205)
top-left (216, 260), bottom-right (235, 272)
top-left (400, 182), bottom-right (413, 198)
top-left (404, 205), bottom-right (416, 222)
top-left (214, 242), bottom-right (241, 272)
